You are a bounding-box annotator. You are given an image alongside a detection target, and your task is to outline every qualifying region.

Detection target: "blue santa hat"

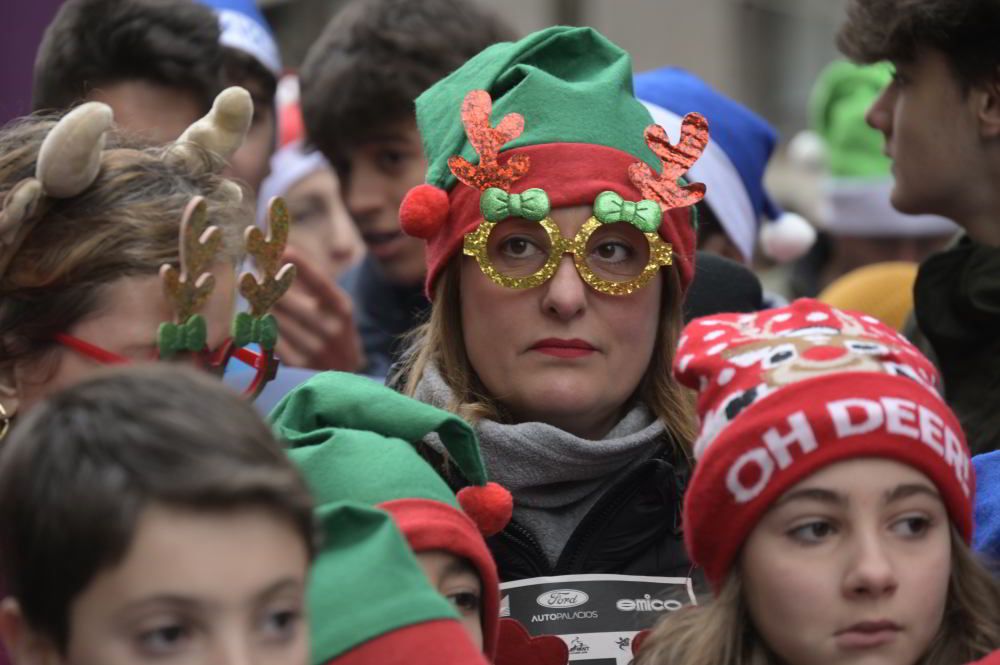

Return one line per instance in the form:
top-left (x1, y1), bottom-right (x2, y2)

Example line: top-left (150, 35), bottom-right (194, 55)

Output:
top-left (635, 66), bottom-right (814, 263)
top-left (199, 0), bottom-right (282, 77)
top-left (973, 451), bottom-right (1000, 569)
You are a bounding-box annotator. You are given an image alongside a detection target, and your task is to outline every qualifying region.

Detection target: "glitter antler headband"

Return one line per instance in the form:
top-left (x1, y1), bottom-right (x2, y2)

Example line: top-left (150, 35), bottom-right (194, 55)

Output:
top-left (158, 196), bottom-right (222, 357)
top-left (628, 114), bottom-right (709, 212)
top-left (399, 89), bottom-right (545, 240)
top-left (233, 197), bottom-right (297, 350)
top-left (447, 89), bottom-right (530, 191)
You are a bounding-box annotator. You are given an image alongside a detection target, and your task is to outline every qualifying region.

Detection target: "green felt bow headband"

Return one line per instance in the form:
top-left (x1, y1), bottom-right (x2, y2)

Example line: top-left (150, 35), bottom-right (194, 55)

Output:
top-left (480, 187), bottom-right (551, 222)
top-left (593, 190), bottom-right (662, 233)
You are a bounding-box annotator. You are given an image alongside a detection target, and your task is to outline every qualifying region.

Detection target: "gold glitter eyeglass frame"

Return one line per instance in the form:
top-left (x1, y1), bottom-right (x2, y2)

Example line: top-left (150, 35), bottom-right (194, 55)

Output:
top-left (462, 217), bottom-right (673, 296)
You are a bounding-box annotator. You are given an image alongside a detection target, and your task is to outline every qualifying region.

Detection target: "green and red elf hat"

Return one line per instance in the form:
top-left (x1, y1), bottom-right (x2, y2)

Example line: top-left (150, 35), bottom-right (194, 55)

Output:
top-left (270, 371), bottom-right (511, 659)
top-left (307, 500), bottom-right (491, 665)
top-left (399, 26), bottom-right (708, 296)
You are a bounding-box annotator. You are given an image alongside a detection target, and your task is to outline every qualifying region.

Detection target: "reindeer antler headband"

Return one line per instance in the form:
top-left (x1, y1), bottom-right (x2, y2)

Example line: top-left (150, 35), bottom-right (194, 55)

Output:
top-left (0, 86), bottom-right (253, 279)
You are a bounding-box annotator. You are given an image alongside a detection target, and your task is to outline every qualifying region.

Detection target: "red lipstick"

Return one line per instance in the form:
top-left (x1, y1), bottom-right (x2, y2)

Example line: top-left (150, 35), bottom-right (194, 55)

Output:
top-left (529, 338), bottom-right (597, 358)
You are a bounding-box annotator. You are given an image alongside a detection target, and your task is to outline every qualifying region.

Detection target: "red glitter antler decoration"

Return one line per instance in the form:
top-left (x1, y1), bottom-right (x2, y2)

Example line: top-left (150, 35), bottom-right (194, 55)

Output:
top-left (448, 90), bottom-right (530, 191)
top-left (628, 112), bottom-right (709, 211)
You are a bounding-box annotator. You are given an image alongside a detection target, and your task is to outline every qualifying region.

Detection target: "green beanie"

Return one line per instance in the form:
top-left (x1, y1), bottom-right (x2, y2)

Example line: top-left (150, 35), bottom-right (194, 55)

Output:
top-left (307, 501), bottom-right (461, 664)
top-left (809, 60), bottom-right (893, 179)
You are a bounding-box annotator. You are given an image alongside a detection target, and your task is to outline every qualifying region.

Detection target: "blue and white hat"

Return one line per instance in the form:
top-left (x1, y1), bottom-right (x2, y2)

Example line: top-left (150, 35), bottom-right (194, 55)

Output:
top-left (200, 0), bottom-right (282, 77)
top-left (635, 67), bottom-right (815, 263)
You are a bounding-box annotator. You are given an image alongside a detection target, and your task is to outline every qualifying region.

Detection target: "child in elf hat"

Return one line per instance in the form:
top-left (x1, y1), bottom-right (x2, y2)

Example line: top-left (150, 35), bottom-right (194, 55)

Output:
top-left (634, 299), bottom-right (1000, 665)
top-left (306, 499), bottom-right (497, 665)
top-left (837, 0), bottom-right (1000, 455)
top-left (396, 25), bottom-right (702, 599)
top-left (271, 371), bottom-right (513, 659)
top-left (0, 365), bottom-right (315, 665)
top-left (288, 0), bottom-right (514, 376)
top-left (32, 0), bottom-right (224, 145)
top-left (0, 86), bottom-right (294, 435)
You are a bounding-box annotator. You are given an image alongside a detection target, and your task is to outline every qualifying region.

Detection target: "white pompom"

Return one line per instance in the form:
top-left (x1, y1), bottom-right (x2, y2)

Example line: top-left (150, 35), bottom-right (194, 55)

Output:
top-left (761, 212), bottom-right (817, 262)
top-left (786, 130), bottom-right (827, 172)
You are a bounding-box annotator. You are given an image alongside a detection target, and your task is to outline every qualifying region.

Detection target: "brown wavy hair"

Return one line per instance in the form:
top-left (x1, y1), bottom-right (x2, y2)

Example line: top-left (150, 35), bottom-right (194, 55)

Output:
top-left (0, 112), bottom-right (251, 383)
top-left (397, 256), bottom-right (697, 455)
top-left (635, 529), bottom-right (1000, 665)
top-left (837, 0), bottom-right (1000, 91)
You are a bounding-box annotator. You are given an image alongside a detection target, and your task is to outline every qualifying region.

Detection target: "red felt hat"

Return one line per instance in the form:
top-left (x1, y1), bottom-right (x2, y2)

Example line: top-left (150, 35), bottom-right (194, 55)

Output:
top-left (674, 299), bottom-right (974, 590)
top-left (381, 498), bottom-right (502, 660)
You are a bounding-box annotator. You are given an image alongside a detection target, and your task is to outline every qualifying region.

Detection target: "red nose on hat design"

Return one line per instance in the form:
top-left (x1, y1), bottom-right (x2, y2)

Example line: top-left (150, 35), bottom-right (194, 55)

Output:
top-left (674, 299), bottom-right (974, 589)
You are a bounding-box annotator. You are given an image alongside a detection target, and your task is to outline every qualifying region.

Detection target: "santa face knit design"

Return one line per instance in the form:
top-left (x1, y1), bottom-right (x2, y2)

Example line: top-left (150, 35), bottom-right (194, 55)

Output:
top-left (674, 299), bottom-right (973, 589)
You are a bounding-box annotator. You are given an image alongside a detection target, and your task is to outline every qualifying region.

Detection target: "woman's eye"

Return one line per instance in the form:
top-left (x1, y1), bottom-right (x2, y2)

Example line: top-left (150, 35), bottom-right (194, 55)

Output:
top-left (591, 241), bottom-right (632, 263)
top-left (447, 592), bottom-right (482, 615)
top-left (788, 520), bottom-right (837, 544)
top-left (136, 623), bottom-right (191, 655)
top-left (890, 515), bottom-right (931, 538)
top-left (260, 608), bottom-right (302, 642)
top-left (499, 236), bottom-right (542, 258)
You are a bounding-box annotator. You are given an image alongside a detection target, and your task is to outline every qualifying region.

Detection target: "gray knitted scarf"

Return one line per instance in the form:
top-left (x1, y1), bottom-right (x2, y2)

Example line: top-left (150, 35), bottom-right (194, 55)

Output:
top-left (413, 363), bottom-right (666, 567)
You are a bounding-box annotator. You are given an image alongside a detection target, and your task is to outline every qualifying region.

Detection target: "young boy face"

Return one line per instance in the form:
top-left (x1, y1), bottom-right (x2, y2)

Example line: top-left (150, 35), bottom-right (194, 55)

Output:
top-left (340, 118), bottom-right (428, 287)
top-left (26, 504), bottom-right (310, 665)
top-left (415, 550), bottom-right (483, 652)
top-left (865, 48), bottom-right (987, 222)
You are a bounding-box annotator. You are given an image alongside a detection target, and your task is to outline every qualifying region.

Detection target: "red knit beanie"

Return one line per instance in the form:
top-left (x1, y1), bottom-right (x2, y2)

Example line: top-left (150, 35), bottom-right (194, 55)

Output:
top-left (675, 299), bottom-right (974, 590)
top-left (380, 498), bottom-right (501, 660)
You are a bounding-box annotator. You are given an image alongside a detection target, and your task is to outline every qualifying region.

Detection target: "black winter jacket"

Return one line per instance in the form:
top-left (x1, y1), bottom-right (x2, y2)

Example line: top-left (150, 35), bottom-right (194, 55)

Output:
top-left (485, 442), bottom-right (702, 587)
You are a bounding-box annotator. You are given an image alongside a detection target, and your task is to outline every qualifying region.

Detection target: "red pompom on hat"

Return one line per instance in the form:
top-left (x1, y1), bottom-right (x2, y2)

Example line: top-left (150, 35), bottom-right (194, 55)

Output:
top-left (674, 299), bottom-right (975, 590)
top-left (400, 184), bottom-right (450, 240)
top-left (458, 481), bottom-right (514, 537)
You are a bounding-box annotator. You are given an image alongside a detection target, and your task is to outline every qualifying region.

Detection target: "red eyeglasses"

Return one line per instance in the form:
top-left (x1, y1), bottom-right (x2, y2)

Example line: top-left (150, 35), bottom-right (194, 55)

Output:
top-left (53, 333), bottom-right (279, 399)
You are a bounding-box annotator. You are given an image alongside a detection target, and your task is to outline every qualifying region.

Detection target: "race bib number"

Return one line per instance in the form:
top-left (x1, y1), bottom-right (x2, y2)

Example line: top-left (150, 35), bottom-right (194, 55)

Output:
top-left (499, 574), bottom-right (696, 664)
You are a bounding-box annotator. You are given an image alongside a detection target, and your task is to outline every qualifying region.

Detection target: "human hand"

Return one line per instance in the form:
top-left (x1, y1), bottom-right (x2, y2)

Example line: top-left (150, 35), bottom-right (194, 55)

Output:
top-left (272, 247), bottom-right (366, 372)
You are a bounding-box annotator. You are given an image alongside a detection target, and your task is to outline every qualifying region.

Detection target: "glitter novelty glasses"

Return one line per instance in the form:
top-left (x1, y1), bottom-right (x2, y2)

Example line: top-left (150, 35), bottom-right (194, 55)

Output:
top-left (463, 216), bottom-right (673, 296)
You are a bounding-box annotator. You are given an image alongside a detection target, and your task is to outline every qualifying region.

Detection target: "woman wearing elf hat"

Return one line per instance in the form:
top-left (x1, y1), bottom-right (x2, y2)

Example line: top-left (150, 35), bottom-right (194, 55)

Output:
top-left (634, 299), bottom-right (1000, 665)
top-left (395, 26), bottom-right (705, 589)
top-left (0, 86), bottom-right (295, 438)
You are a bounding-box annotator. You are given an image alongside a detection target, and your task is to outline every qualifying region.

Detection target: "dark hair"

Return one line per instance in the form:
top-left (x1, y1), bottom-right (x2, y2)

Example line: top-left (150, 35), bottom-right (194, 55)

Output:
top-left (0, 365), bottom-right (315, 649)
top-left (221, 46), bottom-right (278, 110)
top-left (299, 0), bottom-right (515, 164)
top-left (837, 0), bottom-right (1000, 90)
top-left (32, 0), bottom-right (224, 112)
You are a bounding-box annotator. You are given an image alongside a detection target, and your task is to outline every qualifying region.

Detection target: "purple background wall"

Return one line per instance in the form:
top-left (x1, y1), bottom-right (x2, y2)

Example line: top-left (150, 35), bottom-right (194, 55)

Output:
top-left (1, 0), bottom-right (63, 125)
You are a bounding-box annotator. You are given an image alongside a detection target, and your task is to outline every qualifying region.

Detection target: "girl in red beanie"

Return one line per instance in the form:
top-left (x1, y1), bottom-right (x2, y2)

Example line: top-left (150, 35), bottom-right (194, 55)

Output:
top-left (635, 299), bottom-right (1000, 665)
